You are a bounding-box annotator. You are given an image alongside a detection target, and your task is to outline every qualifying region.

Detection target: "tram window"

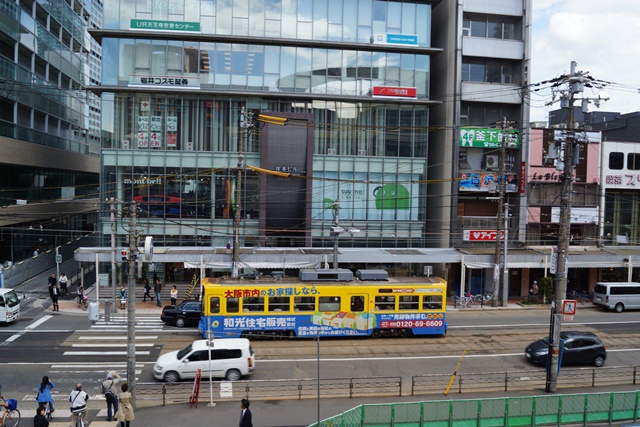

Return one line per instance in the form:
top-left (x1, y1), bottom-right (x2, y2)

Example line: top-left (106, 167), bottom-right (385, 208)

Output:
top-left (227, 297), bottom-right (239, 313)
top-left (350, 296), bottom-right (365, 312)
top-left (399, 296), bottom-right (419, 310)
top-left (243, 297), bottom-right (264, 312)
top-left (423, 295), bottom-right (442, 310)
top-left (268, 296), bottom-right (290, 312)
top-left (294, 296), bottom-right (315, 311)
top-left (209, 297), bottom-right (220, 314)
top-left (318, 296), bottom-right (340, 312)
top-left (375, 296), bottom-right (395, 310)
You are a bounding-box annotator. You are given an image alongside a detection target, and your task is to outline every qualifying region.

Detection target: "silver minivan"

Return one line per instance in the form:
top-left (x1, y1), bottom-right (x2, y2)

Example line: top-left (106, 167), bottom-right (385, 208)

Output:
top-left (592, 282), bottom-right (640, 313)
top-left (153, 338), bottom-right (255, 382)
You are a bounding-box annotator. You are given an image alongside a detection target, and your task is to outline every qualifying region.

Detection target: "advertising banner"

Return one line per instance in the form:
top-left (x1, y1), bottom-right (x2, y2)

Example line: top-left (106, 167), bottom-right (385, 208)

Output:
top-left (459, 173), bottom-right (518, 192)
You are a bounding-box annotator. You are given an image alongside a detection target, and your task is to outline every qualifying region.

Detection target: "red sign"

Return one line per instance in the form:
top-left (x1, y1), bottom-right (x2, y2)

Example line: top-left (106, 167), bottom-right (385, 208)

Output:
top-left (562, 299), bottom-right (577, 315)
top-left (520, 162), bottom-right (526, 195)
top-left (463, 230), bottom-right (505, 241)
top-left (167, 133), bottom-right (177, 147)
top-left (372, 86), bottom-right (417, 98)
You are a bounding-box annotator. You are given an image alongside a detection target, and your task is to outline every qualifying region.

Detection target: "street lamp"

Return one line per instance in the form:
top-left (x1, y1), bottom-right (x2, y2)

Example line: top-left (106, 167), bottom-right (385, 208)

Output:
top-left (331, 201), bottom-right (360, 269)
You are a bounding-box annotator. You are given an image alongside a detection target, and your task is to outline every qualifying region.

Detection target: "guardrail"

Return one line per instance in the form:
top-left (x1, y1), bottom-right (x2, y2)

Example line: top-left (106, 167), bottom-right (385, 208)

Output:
top-left (411, 366), bottom-right (640, 395)
top-left (135, 376), bottom-right (402, 406)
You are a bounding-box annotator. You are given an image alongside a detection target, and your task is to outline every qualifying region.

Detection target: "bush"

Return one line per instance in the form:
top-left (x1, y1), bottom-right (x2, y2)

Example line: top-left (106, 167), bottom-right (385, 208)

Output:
top-left (539, 277), bottom-right (554, 302)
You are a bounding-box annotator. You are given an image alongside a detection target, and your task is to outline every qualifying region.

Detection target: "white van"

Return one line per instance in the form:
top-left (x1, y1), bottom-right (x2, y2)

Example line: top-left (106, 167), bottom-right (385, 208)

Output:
top-left (153, 338), bottom-right (255, 382)
top-left (0, 288), bottom-right (20, 323)
top-left (592, 282), bottom-right (640, 313)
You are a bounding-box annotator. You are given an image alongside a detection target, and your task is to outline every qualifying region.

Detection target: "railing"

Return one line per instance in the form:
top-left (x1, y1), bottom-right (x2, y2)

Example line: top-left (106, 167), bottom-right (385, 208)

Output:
top-left (312, 390), bottom-right (640, 427)
top-left (411, 366), bottom-right (640, 396)
top-left (134, 366), bottom-right (639, 408)
top-left (135, 377), bottom-right (402, 407)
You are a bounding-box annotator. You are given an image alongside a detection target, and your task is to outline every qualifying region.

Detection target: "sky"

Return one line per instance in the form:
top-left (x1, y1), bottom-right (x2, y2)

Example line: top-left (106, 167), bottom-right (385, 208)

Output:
top-left (530, 0), bottom-right (640, 122)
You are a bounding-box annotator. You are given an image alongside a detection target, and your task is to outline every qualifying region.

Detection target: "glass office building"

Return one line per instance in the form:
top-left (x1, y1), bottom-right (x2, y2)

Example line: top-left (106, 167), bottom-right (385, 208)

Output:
top-left (93, 0), bottom-right (440, 248)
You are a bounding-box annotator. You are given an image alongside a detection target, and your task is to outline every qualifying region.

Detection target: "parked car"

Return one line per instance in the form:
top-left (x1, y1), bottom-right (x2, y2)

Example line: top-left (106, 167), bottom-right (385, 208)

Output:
top-left (161, 301), bottom-right (202, 328)
top-left (525, 331), bottom-right (606, 367)
top-left (153, 338), bottom-right (255, 382)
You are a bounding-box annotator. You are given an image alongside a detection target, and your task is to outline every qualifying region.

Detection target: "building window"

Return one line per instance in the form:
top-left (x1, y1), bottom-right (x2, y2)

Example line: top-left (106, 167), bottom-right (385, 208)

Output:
top-left (462, 60), bottom-right (514, 84)
top-left (609, 152), bottom-right (624, 170)
top-left (463, 14), bottom-right (520, 40)
top-left (628, 153), bottom-right (640, 170)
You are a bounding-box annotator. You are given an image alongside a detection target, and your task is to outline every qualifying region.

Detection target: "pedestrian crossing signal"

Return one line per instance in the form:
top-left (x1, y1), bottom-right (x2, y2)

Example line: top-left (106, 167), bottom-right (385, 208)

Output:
top-left (121, 249), bottom-right (129, 261)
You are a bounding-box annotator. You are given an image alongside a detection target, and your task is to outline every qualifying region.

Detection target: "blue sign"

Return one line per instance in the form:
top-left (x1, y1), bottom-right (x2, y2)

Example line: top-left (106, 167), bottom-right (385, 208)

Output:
top-left (382, 33), bottom-right (418, 46)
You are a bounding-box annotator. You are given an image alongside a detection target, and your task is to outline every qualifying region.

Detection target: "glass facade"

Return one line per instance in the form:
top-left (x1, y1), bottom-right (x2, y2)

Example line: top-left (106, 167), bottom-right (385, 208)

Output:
top-left (103, 0), bottom-right (431, 46)
top-left (99, 0), bottom-right (435, 248)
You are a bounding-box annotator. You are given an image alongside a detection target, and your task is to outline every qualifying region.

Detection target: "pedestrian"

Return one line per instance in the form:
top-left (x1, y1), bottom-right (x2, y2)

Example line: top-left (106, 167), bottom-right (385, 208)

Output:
top-left (59, 273), bottom-right (69, 296)
top-left (153, 278), bottom-right (162, 307)
top-left (239, 398), bottom-right (253, 427)
top-left (69, 383), bottom-right (89, 427)
top-left (101, 371), bottom-right (121, 422)
top-left (50, 284), bottom-right (60, 312)
top-left (36, 376), bottom-right (55, 417)
top-left (115, 383), bottom-right (135, 427)
top-left (170, 285), bottom-right (178, 306)
top-left (119, 285), bottom-right (127, 310)
top-left (34, 248), bottom-right (40, 257)
top-left (34, 406), bottom-right (49, 427)
top-left (168, 264), bottom-right (175, 282)
top-left (48, 274), bottom-right (57, 295)
top-left (142, 278), bottom-right (151, 302)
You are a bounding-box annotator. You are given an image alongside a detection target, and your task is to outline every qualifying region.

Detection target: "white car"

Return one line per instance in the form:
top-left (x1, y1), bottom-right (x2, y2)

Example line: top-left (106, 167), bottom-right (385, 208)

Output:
top-left (153, 338), bottom-right (255, 382)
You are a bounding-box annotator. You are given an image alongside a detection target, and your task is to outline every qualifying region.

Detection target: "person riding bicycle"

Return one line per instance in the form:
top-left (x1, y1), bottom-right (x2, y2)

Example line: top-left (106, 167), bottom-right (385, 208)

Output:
top-left (36, 376), bottom-right (55, 418)
top-left (76, 284), bottom-right (85, 305)
top-left (119, 285), bottom-right (127, 310)
top-left (69, 383), bottom-right (88, 427)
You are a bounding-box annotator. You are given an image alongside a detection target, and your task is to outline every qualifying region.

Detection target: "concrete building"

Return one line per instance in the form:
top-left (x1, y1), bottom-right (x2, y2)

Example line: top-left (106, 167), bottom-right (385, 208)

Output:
top-left (0, 0), bottom-right (101, 264)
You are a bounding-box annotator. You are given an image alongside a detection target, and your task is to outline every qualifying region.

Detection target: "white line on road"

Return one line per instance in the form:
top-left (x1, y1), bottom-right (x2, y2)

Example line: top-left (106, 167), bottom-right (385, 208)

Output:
top-left (78, 336), bottom-right (158, 340)
top-left (448, 320), bottom-right (640, 329)
top-left (2, 315), bottom-right (53, 344)
top-left (71, 343), bottom-right (155, 347)
top-left (63, 351), bottom-right (151, 356)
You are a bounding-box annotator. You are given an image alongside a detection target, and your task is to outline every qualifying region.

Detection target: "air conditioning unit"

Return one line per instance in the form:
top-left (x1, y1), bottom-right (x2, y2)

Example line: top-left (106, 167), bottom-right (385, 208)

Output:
top-left (484, 154), bottom-right (499, 171)
top-left (327, 148), bottom-right (337, 155)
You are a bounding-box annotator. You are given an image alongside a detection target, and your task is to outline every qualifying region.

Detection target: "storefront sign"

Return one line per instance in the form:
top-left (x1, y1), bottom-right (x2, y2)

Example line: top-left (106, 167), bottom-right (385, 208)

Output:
top-left (372, 86), bottom-right (417, 98)
top-left (138, 116), bottom-right (149, 131)
top-left (123, 177), bottom-right (162, 185)
top-left (130, 19), bottom-right (200, 32)
top-left (129, 75), bottom-right (200, 89)
top-left (167, 133), bottom-right (177, 147)
top-left (166, 116), bottom-right (178, 132)
top-left (373, 33), bottom-right (418, 46)
top-left (463, 230), bottom-right (505, 241)
top-left (551, 207), bottom-right (598, 224)
top-left (137, 132), bottom-right (148, 148)
top-left (460, 127), bottom-right (520, 148)
top-left (605, 174), bottom-right (640, 187)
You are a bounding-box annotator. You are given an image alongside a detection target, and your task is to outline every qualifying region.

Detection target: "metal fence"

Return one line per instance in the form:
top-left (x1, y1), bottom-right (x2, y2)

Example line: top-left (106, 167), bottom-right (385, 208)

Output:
top-left (135, 376), bottom-right (402, 407)
top-left (411, 366), bottom-right (640, 396)
top-left (134, 367), bottom-right (640, 407)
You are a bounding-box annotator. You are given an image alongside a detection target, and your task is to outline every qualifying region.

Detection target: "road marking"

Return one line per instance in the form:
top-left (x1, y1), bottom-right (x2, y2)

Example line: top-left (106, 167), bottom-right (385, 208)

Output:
top-left (257, 347), bottom-right (640, 363)
top-left (71, 343), bottom-right (155, 347)
top-left (63, 351), bottom-right (151, 356)
top-left (1, 315), bottom-right (53, 344)
top-left (448, 320), bottom-right (640, 329)
top-left (78, 336), bottom-right (158, 340)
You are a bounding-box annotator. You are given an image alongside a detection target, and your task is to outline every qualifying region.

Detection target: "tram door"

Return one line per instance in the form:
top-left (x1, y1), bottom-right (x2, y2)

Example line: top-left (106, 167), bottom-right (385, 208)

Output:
top-left (348, 294), bottom-right (370, 330)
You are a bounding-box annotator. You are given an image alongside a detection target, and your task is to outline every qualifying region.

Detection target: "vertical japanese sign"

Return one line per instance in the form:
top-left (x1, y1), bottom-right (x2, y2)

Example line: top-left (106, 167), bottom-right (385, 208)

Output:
top-left (166, 116), bottom-right (177, 147)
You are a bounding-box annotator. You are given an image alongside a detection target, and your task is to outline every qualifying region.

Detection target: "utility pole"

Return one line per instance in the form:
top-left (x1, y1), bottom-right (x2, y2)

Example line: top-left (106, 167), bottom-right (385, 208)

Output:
top-left (332, 201), bottom-right (340, 269)
top-left (109, 198), bottom-right (117, 317)
top-left (232, 106), bottom-right (250, 279)
top-left (492, 118), bottom-right (511, 307)
top-left (545, 61), bottom-right (598, 392)
top-left (126, 200), bottom-right (137, 404)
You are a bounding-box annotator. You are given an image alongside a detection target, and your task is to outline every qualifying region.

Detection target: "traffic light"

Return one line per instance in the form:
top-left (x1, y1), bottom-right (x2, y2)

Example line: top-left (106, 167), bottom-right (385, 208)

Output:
top-left (120, 249), bottom-right (129, 262)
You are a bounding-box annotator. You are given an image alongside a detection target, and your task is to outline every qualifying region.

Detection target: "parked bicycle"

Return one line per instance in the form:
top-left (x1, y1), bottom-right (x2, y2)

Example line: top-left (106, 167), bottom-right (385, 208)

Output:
top-left (568, 290), bottom-right (593, 305)
top-left (0, 397), bottom-right (20, 427)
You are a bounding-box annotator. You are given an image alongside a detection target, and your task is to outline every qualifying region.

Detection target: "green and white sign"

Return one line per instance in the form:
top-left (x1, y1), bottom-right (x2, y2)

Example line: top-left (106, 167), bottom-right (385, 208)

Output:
top-left (130, 19), bottom-right (200, 32)
top-left (460, 127), bottom-right (520, 148)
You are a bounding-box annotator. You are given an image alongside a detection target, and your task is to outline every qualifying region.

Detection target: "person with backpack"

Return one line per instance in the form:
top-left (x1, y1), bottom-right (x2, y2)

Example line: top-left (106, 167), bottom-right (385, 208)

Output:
top-left (101, 371), bottom-right (121, 422)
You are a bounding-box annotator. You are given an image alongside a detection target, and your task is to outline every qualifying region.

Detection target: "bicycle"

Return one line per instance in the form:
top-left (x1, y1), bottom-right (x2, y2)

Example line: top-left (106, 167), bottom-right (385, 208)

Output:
top-left (0, 397), bottom-right (20, 427)
top-left (568, 290), bottom-right (591, 305)
top-left (77, 295), bottom-right (88, 311)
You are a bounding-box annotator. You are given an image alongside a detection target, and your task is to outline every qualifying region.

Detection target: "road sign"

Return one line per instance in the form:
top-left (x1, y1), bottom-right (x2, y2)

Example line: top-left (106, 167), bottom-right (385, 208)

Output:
top-left (56, 254), bottom-right (62, 264)
top-left (562, 299), bottom-right (577, 315)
